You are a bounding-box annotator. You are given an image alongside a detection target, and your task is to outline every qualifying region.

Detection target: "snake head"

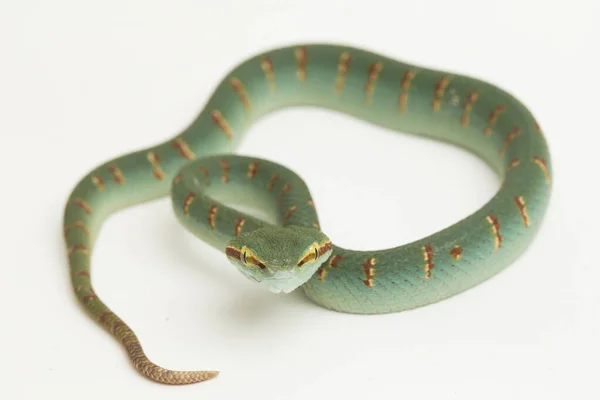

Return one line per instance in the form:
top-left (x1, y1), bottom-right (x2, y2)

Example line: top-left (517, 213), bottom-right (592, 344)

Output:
top-left (225, 226), bottom-right (333, 293)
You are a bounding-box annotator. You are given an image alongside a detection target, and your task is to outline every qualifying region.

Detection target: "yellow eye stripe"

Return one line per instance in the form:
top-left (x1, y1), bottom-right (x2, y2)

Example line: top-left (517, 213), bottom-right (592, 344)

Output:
top-left (225, 245), bottom-right (266, 269)
top-left (298, 241), bottom-right (333, 267)
top-left (227, 240), bottom-right (333, 269)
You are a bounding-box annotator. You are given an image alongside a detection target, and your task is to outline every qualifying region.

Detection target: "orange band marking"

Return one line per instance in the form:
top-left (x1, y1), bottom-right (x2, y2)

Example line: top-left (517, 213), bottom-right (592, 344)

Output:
top-left (108, 164), bottom-right (125, 185)
top-left (484, 105), bottom-right (505, 136)
top-left (65, 220), bottom-right (90, 237)
top-left (295, 46), bottom-right (308, 82)
top-left (146, 151), bottom-right (165, 181)
top-left (362, 257), bottom-right (376, 287)
top-left (199, 166), bottom-right (209, 178)
top-left (461, 91), bottom-right (479, 126)
top-left (317, 267), bottom-right (327, 281)
top-left (486, 215), bottom-right (502, 250)
top-left (173, 137), bottom-right (195, 159)
top-left (68, 244), bottom-right (89, 256)
top-left (198, 165), bottom-right (210, 186)
top-left (247, 162), bottom-right (259, 179)
top-left (423, 243), bottom-right (434, 279)
top-left (283, 205), bottom-right (297, 223)
top-left (364, 61), bottom-right (383, 104)
top-left (499, 126), bottom-right (520, 156)
top-left (507, 158), bottom-right (520, 172)
top-left (91, 176), bottom-right (105, 191)
top-left (80, 286), bottom-right (97, 303)
top-left (220, 159), bottom-right (230, 183)
top-left (533, 156), bottom-right (551, 186)
top-left (231, 78), bottom-right (252, 111)
top-left (450, 245), bottom-right (462, 261)
top-left (266, 173), bottom-right (279, 191)
top-left (335, 51), bottom-right (351, 94)
top-left (280, 183), bottom-right (292, 197)
top-left (98, 311), bottom-right (114, 324)
top-left (260, 56), bottom-right (275, 92)
top-left (72, 198), bottom-right (92, 215)
top-left (234, 217), bottom-right (245, 236)
top-left (312, 222), bottom-right (320, 229)
top-left (398, 70), bottom-right (416, 114)
top-left (183, 193), bottom-right (196, 216)
top-left (208, 205), bottom-right (218, 230)
top-left (329, 255), bottom-right (343, 269)
top-left (432, 76), bottom-right (450, 111)
top-left (76, 270), bottom-right (90, 278)
top-left (83, 295), bottom-right (98, 303)
top-left (503, 158), bottom-right (521, 188)
top-left (173, 173), bottom-right (182, 185)
top-left (211, 110), bottom-right (233, 140)
top-left (514, 196), bottom-right (530, 227)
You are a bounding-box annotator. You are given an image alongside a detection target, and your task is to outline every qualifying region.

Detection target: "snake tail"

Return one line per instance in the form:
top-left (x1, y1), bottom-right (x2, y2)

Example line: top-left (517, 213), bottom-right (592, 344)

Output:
top-left (64, 159), bottom-right (220, 384)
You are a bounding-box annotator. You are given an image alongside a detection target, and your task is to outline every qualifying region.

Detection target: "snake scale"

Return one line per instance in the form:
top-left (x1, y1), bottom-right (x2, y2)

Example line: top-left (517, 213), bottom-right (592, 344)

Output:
top-left (63, 44), bottom-right (552, 385)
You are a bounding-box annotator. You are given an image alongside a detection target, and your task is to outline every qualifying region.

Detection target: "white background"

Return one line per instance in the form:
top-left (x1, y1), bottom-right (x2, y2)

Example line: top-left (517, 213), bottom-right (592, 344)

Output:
top-left (1, 1), bottom-right (598, 399)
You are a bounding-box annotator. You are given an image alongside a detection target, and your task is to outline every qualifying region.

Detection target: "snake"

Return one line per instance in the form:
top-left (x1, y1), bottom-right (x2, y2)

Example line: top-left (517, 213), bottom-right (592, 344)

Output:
top-left (63, 44), bottom-right (552, 385)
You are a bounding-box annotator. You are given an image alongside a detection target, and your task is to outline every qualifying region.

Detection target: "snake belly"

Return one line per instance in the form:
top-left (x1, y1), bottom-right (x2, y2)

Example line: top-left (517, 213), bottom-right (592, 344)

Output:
top-left (63, 44), bottom-right (552, 384)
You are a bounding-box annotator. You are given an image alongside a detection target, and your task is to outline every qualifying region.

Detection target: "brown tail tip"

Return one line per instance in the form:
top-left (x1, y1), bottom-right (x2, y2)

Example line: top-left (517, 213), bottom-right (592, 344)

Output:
top-left (135, 360), bottom-right (220, 385)
top-left (117, 321), bottom-right (219, 384)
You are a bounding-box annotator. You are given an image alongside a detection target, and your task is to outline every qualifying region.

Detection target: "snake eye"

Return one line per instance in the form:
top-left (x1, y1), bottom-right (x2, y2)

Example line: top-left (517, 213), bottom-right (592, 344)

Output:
top-left (298, 243), bottom-right (321, 267)
top-left (240, 246), bottom-right (265, 269)
top-left (240, 246), bottom-right (251, 266)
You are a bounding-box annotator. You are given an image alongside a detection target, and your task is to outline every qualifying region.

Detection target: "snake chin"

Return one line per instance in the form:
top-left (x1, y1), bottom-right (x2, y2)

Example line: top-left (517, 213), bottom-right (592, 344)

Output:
top-left (262, 282), bottom-right (298, 294)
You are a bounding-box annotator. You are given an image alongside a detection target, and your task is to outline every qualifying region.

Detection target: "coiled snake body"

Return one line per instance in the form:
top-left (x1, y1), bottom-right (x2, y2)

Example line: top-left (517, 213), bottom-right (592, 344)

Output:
top-left (63, 44), bottom-right (552, 384)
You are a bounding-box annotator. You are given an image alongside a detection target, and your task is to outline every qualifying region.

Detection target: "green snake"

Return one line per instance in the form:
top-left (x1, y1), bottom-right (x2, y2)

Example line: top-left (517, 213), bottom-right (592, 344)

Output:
top-left (63, 44), bottom-right (552, 385)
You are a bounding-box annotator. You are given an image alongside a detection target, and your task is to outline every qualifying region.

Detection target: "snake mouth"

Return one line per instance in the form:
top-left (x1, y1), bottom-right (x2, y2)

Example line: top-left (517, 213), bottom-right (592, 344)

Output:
top-left (265, 270), bottom-right (295, 280)
top-left (256, 270), bottom-right (307, 294)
